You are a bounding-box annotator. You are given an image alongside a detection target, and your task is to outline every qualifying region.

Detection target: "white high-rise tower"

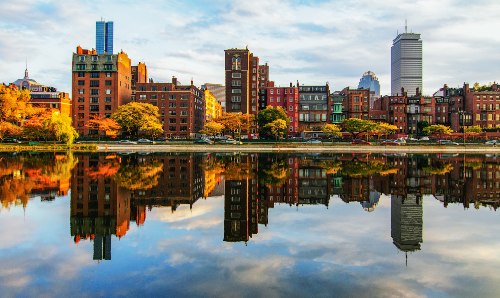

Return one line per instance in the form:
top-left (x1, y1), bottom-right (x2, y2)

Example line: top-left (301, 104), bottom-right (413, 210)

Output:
top-left (391, 24), bottom-right (422, 96)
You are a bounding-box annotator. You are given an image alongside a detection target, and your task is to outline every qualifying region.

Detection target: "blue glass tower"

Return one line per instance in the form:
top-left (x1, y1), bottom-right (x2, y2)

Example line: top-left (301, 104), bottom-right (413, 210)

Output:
top-left (358, 71), bottom-right (380, 97)
top-left (96, 20), bottom-right (113, 54)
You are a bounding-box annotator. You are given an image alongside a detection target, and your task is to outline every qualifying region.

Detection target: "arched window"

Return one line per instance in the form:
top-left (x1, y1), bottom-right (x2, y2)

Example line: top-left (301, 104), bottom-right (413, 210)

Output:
top-left (232, 56), bottom-right (241, 70)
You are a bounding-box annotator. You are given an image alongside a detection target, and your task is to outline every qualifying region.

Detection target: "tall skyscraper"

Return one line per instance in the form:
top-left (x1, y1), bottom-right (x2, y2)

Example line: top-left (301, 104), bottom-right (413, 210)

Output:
top-left (96, 20), bottom-right (113, 54)
top-left (391, 25), bottom-right (422, 96)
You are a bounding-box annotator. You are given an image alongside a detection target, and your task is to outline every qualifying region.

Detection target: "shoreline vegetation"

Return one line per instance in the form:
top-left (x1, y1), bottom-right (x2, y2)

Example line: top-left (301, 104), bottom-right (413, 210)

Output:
top-left (1, 142), bottom-right (499, 153)
top-left (0, 143), bottom-right (98, 152)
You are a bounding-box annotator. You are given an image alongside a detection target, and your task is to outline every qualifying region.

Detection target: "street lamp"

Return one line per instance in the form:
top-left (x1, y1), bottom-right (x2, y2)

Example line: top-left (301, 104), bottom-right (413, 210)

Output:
top-left (459, 111), bottom-right (465, 146)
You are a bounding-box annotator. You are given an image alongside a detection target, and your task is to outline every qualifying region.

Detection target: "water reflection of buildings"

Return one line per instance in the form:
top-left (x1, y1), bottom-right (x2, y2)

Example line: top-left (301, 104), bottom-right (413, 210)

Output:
top-left (70, 154), bottom-right (207, 260)
top-left (62, 152), bottom-right (500, 252)
top-left (391, 195), bottom-right (423, 253)
top-left (0, 153), bottom-right (73, 209)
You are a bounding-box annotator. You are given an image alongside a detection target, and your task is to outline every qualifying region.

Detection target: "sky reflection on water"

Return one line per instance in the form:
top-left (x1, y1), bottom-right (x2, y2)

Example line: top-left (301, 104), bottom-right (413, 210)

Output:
top-left (0, 152), bottom-right (498, 297)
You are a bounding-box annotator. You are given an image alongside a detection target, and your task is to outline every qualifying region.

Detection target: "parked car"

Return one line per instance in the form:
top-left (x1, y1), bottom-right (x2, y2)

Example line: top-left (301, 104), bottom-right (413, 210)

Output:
top-left (381, 140), bottom-right (400, 146)
top-left (194, 138), bottom-right (214, 145)
top-left (352, 139), bottom-right (371, 145)
top-left (485, 140), bottom-right (498, 145)
top-left (2, 138), bottom-right (22, 143)
top-left (118, 140), bottom-right (137, 144)
top-left (216, 139), bottom-right (242, 145)
top-left (137, 138), bottom-right (154, 144)
top-left (419, 137), bottom-right (430, 141)
top-left (305, 139), bottom-right (322, 144)
top-left (437, 140), bottom-right (459, 145)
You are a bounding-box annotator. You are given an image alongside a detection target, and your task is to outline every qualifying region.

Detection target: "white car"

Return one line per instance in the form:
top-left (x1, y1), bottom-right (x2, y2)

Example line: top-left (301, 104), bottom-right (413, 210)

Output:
top-left (419, 137), bottom-right (430, 141)
top-left (485, 140), bottom-right (498, 145)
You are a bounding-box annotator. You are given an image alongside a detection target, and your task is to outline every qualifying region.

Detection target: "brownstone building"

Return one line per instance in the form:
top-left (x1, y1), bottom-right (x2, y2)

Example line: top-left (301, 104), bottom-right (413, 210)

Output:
top-left (225, 48), bottom-right (252, 114)
top-left (71, 46), bottom-right (132, 136)
top-left (340, 87), bottom-right (370, 120)
top-left (464, 83), bottom-right (500, 129)
top-left (135, 77), bottom-right (205, 139)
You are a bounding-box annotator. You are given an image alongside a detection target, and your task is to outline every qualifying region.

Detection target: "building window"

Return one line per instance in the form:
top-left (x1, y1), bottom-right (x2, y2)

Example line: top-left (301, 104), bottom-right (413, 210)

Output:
top-left (289, 106), bottom-right (293, 111)
top-left (90, 80), bottom-right (99, 87)
top-left (91, 89), bottom-right (99, 95)
top-left (105, 72), bottom-right (112, 78)
top-left (78, 89), bottom-right (85, 94)
top-left (231, 96), bottom-right (241, 102)
top-left (105, 97), bottom-right (112, 103)
top-left (105, 89), bottom-right (111, 95)
top-left (232, 56), bottom-right (241, 70)
top-left (90, 97), bottom-right (99, 103)
top-left (232, 73), bottom-right (241, 78)
top-left (76, 64), bottom-right (86, 71)
top-left (78, 80), bottom-right (85, 86)
top-left (105, 105), bottom-right (112, 110)
top-left (78, 72), bottom-right (85, 78)
top-left (232, 80), bottom-right (241, 86)
top-left (169, 102), bottom-right (176, 108)
top-left (105, 80), bottom-right (112, 86)
top-left (232, 89), bottom-right (241, 94)
top-left (90, 105), bottom-right (99, 112)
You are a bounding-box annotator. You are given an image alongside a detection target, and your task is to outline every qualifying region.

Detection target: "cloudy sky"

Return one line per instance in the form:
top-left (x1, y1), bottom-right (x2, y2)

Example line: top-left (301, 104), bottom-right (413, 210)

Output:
top-left (1, 0), bottom-right (499, 96)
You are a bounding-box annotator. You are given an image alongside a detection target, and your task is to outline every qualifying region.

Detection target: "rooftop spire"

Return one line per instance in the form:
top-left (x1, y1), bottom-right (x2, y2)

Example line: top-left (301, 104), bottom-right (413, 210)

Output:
top-left (405, 19), bottom-right (408, 33)
top-left (24, 57), bottom-right (29, 79)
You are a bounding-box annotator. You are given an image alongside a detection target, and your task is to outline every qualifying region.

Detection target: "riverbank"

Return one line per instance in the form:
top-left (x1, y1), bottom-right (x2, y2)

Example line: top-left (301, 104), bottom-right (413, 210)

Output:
top-left (0, 143), bottom-right (98, 152)
top-left (97, 143), bottom-right (500, 153)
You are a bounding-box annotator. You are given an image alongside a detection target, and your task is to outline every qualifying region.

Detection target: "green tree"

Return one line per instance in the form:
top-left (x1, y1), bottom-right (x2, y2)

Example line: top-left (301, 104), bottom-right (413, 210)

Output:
top-left (322, 124), bottom-right (341, 141)
top-left (111, 102), bottom-right (163, 138)
top-left (342, 118), bottom-right (373, 139)
top-left (257, 106), bottom-right (289, 139)
top-left (264, 119), bottom-right (288, 141)
top-left (200, 121), bottom-right (224, 138)
top-left (423, 124), bottom-right (453, 139)
top-left (417, 121), bottom-right (429, 135)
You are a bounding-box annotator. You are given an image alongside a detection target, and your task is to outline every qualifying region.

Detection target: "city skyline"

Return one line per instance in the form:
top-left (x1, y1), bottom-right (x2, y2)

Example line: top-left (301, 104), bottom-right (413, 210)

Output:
top-left (1, 0), bottom-right (499, 95)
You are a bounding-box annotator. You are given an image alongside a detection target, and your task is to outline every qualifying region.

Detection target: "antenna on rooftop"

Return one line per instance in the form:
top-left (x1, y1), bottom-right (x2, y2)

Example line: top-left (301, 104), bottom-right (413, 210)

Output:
top-left (405, 19), bottom-right (407, 33)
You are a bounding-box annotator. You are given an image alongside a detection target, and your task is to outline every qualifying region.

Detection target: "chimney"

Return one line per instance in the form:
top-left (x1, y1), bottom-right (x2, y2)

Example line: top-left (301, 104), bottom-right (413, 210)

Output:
top-left (172, 76), bottom-right (177, 86)
top-left (290, 82), bottom-right (292, 87)
top-left (416, 87), bottom-right (420, 96)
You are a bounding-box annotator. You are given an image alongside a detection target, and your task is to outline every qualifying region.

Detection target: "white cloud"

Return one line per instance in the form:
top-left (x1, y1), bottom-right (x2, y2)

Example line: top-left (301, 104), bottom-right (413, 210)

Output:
top-left (1, 0), bottom-right (499, 95)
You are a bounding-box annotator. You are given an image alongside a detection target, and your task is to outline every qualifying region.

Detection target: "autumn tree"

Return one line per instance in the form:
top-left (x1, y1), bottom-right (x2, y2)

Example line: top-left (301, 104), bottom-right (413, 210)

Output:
top-left (0, 121), bottom-right (22, 140)
top-left (215, 112), bottom-right (254, 139)
top-left (111, 102), bottom-right (163, 138)
top-left (464, 125), bottom-right (482, 133)
top-left (321, 124), bottom-right (341, 141)
top-left (0, 84), bottom-right (36, 124)
top-left (264, 119), bottom-right (288, 141)
top-left (22, 110), bottom-right (78, 144)
top-left (87, 116), bottom-right (121, 139)
top-left (423, 124), bottom-right (453, 139)
top-left (257, 106), bottom-right (289, 139)
top-left (374, 122), bottom-right (398, 139)
top-left (200, 121), bottom-right (224, 138)
top-left (48, 112), bottom-right (79, 144)
top-left (342, 118), bottom-right (374, 139)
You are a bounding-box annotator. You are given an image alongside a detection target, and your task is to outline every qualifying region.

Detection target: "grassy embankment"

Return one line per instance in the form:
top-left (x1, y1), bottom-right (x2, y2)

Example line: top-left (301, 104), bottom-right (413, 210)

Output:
top-left (0, 143), bottom-right (98, 152)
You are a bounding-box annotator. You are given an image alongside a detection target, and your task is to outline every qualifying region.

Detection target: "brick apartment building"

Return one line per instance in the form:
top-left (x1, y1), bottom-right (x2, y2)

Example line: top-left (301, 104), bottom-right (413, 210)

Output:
top-left (134, 77), bottom-right (205, 139)
top-left (71, 46), bottom-right (132, 136)
top-left (266, 82), bottom-right (300, 136)
top-left (297, 83), bottom-right (330, 132)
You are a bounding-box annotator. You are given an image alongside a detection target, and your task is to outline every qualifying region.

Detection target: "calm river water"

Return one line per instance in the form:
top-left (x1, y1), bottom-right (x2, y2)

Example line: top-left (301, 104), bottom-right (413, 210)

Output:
top-left (0, 152), bottom-right (499, 297)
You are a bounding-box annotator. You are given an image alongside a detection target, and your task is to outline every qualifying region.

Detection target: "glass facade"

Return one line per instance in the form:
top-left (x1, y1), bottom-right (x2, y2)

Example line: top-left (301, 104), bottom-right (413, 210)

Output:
top-left (96, 21), bottom-right (113, 54)
top-left (358, 71), bottom-right (380, 97)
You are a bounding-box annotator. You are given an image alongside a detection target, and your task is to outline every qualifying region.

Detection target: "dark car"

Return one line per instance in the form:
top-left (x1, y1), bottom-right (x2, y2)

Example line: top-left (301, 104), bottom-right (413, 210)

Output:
top-left (352, 139), bottom-right (371, 145)
top-left (194, 138), bottom-right (214, 145)
top-left (137, 138), bottom-right (154, 144)
top-left (2, 138), bottom-right (22, 143)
